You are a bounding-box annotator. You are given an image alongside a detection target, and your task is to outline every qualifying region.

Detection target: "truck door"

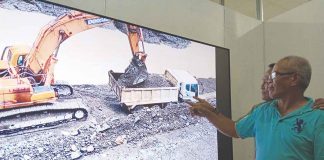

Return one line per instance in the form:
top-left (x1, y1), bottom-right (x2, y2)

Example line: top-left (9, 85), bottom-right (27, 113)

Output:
top-left (185, 84), bottom-right (198, 98)
top-left (191, 84), bottom-right (198, 97)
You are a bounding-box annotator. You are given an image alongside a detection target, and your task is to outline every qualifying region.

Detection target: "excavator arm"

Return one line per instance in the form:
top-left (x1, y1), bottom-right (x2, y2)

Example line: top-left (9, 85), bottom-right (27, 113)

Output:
top-left (0, 11), bottom-right (149, 135)
top-left (118, 24), bottom-right (149, 86)
top-left (23, 11), bottom-right (111, 85)
top-left (127, 24), bottom-right (147, 62)
top-left (4, 11), bottom-right (148, 86)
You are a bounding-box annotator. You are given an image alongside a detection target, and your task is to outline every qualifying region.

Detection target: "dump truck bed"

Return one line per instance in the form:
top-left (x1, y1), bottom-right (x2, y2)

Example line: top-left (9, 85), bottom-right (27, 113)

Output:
top-left (108, 70), bottom-right (178, 109)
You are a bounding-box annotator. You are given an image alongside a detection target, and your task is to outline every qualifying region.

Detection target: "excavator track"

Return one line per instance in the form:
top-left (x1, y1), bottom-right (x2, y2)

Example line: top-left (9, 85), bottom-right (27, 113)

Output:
top-left (51, 84), bottom-right (73, 98)
top-left (0, 98), bottom-right (88, 136)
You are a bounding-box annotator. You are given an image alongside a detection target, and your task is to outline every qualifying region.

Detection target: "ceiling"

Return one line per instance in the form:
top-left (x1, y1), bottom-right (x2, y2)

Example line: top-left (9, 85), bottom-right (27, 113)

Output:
top-left (210, 0), bottom-right (311, 20)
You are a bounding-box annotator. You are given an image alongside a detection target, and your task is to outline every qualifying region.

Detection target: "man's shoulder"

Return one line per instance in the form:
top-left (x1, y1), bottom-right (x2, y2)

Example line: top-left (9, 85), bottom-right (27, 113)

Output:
top-left (311, 109), bottom-right (324, 129)
top-left (252, 100), bottom-right (275, 112)
top-left (311, 109), bottom-right (324, 119)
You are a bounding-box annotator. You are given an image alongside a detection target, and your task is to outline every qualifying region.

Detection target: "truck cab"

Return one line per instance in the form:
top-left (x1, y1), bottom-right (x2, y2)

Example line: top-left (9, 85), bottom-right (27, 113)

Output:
top-left (165, 69), bottom-right (199, 102)
top-left (180, 82), bottom-right (199, 100)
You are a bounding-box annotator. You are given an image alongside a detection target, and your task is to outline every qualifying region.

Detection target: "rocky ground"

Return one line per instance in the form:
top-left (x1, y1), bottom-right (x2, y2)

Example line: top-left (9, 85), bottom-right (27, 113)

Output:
top-left (0, 78), bottom-right (217, 160)
top-left (84, 120), bottom-right (218, 160)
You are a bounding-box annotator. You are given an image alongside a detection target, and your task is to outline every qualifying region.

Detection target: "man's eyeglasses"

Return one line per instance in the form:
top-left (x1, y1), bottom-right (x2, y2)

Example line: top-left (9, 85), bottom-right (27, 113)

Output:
top-left (271, 71), bottom-right (295, 80)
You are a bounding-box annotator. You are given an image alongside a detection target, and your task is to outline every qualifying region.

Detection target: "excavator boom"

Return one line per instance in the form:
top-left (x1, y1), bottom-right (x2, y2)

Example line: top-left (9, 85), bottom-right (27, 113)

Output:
top-left (24, 11), bottom-right (111, 85)
top-left (0, 11), bottom-right (149, 135)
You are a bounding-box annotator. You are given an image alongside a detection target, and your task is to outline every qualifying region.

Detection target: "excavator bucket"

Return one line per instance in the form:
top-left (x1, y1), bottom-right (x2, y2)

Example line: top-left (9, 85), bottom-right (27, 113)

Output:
top-left (119, 56), bottom-right (148, 87)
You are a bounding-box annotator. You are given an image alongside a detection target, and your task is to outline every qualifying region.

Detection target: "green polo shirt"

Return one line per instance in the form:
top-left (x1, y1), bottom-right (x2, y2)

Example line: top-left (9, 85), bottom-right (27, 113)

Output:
top-left (235, 98), bottom-right (324, 160)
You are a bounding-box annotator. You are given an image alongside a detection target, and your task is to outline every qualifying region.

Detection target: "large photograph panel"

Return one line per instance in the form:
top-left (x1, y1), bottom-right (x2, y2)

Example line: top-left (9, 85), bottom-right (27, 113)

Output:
top-left (0, 0), bottom-right (222, 159)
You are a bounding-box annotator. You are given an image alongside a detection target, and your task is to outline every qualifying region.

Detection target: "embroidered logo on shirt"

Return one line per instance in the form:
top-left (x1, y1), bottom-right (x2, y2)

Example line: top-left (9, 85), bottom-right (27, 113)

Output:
top-left (292, 118), bottom-right (306, 133)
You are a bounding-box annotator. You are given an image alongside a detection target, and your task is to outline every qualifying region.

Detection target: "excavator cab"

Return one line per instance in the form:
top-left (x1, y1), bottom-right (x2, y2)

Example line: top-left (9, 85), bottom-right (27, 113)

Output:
top-left (0, 45), bottom-right (30, 77)
top-left (0, 61), bottom-right (9, 77)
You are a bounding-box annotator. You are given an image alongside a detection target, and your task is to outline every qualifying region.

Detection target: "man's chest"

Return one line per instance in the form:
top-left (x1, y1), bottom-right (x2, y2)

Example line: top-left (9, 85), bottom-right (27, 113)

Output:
top-left (256, 112), bottom-right (314, 147)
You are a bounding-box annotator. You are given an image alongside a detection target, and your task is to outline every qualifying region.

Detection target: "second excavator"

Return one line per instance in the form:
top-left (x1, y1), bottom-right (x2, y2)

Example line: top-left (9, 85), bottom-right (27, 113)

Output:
top-left (0, 11), bottom-right (148, 134)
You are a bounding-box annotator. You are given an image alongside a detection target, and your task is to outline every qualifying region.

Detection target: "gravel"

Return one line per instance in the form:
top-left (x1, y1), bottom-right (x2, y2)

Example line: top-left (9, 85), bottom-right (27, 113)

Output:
top-left (198, 78), bottom-right (216, 94)
top-left (0, 78), bottom-right (216, 160)
top-left (117, 73), bottom-right (174, 88)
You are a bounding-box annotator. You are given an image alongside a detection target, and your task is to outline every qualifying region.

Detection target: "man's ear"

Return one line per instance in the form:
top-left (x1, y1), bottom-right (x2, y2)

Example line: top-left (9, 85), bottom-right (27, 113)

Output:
top-left (289, 73), bottom-right (299, 86)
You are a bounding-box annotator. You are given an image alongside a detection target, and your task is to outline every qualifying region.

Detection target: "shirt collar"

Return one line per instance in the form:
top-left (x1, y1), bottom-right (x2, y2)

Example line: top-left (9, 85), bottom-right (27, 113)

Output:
top-left (271, 97), bottom-right (314, 119)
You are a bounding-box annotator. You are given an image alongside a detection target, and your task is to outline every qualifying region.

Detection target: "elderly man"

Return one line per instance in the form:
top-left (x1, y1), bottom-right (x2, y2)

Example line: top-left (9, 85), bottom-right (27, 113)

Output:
top-left (187, 56), bottom-right (324, 160)
top-left (261, 63), bottom-right (323, 107)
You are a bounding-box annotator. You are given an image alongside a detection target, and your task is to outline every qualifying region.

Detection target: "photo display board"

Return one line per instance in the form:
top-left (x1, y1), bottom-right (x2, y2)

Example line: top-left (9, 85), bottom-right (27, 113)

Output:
top-left (0, 0), bottom-right (232, 159)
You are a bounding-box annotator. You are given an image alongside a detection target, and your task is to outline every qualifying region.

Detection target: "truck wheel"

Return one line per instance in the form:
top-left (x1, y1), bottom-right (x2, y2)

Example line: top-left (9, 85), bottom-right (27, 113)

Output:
top-left (178, 97), bottom-right (184, 103)
top-left (121, 104), bottom-right (132, 114)
top-left (160, 103), bottom-right (166, 109)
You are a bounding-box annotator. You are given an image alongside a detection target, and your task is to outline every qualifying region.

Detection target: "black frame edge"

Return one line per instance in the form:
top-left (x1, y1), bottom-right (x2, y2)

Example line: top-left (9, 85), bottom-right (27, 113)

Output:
top-left (216, 47), bottom-right (233, 160)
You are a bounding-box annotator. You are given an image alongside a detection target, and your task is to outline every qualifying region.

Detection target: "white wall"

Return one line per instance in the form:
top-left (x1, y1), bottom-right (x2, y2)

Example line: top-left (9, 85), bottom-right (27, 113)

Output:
top-left (47, 0), bottom-right (106, 15)
top-left (224, 7), bottom-right (264, 160)
top-left (105, 0), bottom-right (224, 46)
top-left (264, 0), bottom-right (324, 98)
top-left (48, 0), bottom-right (224, 46)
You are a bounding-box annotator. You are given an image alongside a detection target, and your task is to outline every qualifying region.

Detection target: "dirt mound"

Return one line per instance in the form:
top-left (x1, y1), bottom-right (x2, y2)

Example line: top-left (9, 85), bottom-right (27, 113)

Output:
top-left (0, 78), bottom-right (216, 159)
top-left (117, 73), bottom-right (173, 88)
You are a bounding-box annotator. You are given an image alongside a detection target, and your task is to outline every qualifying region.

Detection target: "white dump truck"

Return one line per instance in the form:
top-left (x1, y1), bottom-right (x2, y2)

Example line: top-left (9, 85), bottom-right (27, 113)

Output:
top-left (108, 69), bottom-right (199, 110)
top-left (164, 69), bottom-right (199, 101)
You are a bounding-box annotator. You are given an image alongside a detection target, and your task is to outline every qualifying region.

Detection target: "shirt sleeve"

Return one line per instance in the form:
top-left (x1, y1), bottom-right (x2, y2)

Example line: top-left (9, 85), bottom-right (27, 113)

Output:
top-left (235, 105), bottom-right (259, 139)
top-left (314, 115), bottom-right (324, 160)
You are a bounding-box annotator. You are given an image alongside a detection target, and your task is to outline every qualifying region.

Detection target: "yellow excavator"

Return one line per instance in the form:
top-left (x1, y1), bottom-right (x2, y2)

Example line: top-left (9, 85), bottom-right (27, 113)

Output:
top-left (0, 11), bottom-right (148, 134)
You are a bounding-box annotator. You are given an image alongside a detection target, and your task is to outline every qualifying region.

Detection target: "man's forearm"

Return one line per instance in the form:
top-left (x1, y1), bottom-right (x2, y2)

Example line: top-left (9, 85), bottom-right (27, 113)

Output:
top-left (205, 110), bottom-right (239, 138)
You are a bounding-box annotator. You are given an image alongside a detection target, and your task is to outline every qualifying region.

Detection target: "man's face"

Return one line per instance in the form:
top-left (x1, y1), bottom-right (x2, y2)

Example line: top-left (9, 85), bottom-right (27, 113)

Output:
top-left (268, 62), bottom-right (295, 99)
top-left (261, 69), bottom-right (272, 101)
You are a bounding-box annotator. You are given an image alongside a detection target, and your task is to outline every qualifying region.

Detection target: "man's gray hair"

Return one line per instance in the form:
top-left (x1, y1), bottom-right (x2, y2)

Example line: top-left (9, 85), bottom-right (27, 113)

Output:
top-left (280, 56), bottom-right (312, 90)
